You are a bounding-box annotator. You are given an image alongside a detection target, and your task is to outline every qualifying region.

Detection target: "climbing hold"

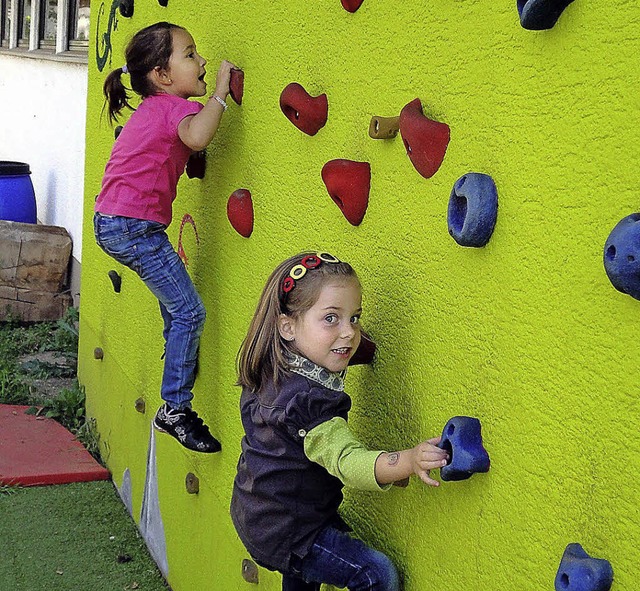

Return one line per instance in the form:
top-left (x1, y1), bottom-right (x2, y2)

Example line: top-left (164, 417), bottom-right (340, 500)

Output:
top-left (437, 416), bottom-right (490, 481)
top-left (341, 0), bottom-right (364, 12)
top-left (114, 126), bottom-right (123, 140)
top-left (369, 116), bottom-right (400, 140)
top-left (554, 543), bottom-right (613, 591)
top-left (119, 0), bottom-right (134, 18)
top-left (108, 270), bottom-right (122, 293)
top-left (229, 68), bottom-right (244, 105)
top-left (186, 150), bottom-right (206, 179)
top-left (399, 98), bottom-right (450, 179)
top-left (158, 0), bottom-right (168, 5)
top-left (604, 213), bottom-right (640, 300)
top-left (227, 189), bottom-right (254, 238)
top-left (242, 559), bottom-right (259, 584)
top-left (321, 159), bottom-right (370, 226)
top-left (517, 0), bottom-right (575, 31)
top-left (185, 472), bottom-right (199, 494)
top-left (348, 330), bottom-right (376, 365)
top-left (94, 347), bottom-right (104, 360)
top-left (448, 173), bottom-right (498, 248)
top-left (134, 398), bottom-right (146, 414)
top-left (279, 83), bottom-right (328, 136)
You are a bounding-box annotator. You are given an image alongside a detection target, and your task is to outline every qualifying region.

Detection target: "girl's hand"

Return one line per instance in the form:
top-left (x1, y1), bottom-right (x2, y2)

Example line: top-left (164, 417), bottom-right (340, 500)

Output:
top-left (214, 60), bottom-right (235, 99)
top-left (411, 437), bottom-right (449, 487)
top-left (375, 436), bottom-right (449, 487)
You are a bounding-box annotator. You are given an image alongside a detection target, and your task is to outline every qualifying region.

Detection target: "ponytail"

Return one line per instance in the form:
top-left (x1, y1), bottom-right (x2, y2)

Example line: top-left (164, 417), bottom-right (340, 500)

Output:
top-left (103, 67), bottom-right (133, 125)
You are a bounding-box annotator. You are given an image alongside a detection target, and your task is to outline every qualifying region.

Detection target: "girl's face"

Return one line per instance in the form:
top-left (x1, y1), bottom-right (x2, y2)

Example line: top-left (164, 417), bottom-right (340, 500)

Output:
top-left (280, 277), bottom-right (362, 373)
top-left (163, 28), bottom-right (207, 98)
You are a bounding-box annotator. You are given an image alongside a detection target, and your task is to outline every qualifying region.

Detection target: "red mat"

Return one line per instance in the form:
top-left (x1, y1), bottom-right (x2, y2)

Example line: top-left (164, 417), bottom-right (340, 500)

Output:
top-left (0, 404), bottom-right (110, 486)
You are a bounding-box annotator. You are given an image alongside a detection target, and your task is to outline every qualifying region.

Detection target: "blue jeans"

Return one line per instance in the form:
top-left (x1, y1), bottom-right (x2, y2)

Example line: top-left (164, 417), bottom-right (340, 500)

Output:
top-left (282, 527), bottom-right (400, 591)
top-left (93, 213), bottom-right (206, 409)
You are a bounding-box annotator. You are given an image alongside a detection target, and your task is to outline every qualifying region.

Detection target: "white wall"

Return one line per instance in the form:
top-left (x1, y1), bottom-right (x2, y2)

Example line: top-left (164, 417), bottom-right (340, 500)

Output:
top-left (0, 54), bottom-right (87, 264)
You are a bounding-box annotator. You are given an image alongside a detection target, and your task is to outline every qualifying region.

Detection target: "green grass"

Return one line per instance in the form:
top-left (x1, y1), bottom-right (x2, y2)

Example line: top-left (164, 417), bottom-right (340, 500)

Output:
top-left (0, 481), bottom-right (169, 591)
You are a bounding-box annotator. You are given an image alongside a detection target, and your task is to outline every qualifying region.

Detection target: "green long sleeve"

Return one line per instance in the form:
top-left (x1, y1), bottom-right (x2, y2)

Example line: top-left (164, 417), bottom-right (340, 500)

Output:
top-left (303, 417), bottom-right (391, 492)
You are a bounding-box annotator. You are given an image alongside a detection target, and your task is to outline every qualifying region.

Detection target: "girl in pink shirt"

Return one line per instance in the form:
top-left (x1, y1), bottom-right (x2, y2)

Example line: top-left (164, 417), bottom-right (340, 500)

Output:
top-left (94, 22), bottom-right (235, 453)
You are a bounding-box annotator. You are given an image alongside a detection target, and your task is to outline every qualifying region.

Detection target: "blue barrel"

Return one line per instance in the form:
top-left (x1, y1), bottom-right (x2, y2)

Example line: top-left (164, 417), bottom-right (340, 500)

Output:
top-left (0, 161), bottom-right (37, 223)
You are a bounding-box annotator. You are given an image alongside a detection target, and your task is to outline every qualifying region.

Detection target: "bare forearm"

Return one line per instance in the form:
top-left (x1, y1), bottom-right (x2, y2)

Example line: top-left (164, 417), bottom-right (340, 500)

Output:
top-left (179, 96), bottom-right (226, 151)
top-left (375, 439), bottom-right (449, 487)
top-left (375, 450), bottom-right (416, 485)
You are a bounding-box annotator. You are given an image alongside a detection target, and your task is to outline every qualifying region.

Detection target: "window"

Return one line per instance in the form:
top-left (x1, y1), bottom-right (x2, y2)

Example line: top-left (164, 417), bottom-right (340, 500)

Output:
top-left (0, 0), bottom-right (9, 47)
top-left (0, 0), bottom-right (89, 56)
top-left (18, 0), bottom-right (31, 47)
top-left (39, 0), bottom-right (56, 47)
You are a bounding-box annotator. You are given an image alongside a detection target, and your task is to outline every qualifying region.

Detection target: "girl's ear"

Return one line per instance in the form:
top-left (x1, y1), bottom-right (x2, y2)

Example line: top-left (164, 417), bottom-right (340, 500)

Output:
top-left (277, 314), bottom-right (296, 342)
top-left (150, 65), bottom-right (172, 89)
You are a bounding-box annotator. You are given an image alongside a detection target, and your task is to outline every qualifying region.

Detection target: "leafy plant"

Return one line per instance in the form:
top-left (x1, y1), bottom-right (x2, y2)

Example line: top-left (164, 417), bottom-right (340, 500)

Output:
top-left (27, 381), bottom-right (86, 432)
top-left (0, 366), bottom-right (31, 405)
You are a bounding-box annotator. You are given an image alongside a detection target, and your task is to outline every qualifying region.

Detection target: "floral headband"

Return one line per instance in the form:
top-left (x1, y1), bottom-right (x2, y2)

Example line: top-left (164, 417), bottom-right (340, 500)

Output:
top-left (282, 252), bottom-right (341, 294)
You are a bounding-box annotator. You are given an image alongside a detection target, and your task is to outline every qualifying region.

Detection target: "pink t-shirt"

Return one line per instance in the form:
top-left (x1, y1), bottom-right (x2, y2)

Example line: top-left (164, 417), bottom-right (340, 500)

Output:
top-left (95, 93), bottom-right (204, 226)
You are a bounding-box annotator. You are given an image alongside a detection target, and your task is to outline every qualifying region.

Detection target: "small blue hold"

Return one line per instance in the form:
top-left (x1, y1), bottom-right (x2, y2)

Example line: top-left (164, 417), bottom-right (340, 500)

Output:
top-left (603, 213), bottom-right (640, 301)
top-left (555, 543), bottom-right (613, 591)
top-left (447, 173), bottom-right (498, 248)
top-left (517, 0), bottom-right (575, 31)
top-left (437, 416), bottom-right (490, 482)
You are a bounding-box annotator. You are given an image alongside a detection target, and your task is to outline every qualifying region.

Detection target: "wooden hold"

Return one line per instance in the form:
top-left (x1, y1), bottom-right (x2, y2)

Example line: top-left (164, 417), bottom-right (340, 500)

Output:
top-left (241, 559), bottom-right (259, 584)
top-left (94, 347), bottom-right (104, 360)
top-left (134, 398), bottom-right (145, 414)
top-left (368, 116), bottom-right (399, 139)
top-left (185, 472), bottom-right (199, 494)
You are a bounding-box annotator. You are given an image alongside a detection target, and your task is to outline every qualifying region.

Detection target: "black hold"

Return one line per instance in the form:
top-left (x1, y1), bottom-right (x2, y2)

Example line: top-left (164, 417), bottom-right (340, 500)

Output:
top-left (108, 270), bottom-right (122, 293)
top-left (158, 0), bottom-right (168, 5)
top-left (114, 126), bottom-right (123, 140)
top-left (119, 0), bottom-right (134, 18)
top-left (186, 150), bottom-right (206, 179)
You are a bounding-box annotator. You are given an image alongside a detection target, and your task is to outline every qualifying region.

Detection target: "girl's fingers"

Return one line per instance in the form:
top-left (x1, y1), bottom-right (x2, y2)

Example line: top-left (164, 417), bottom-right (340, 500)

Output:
top-left (418, 470), bottom-right (440, 487)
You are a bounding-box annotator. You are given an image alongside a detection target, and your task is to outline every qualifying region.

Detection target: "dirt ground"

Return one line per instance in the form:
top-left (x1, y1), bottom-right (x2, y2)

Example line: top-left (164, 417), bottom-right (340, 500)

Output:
top-left (17, 350), bottom-right (77, 403)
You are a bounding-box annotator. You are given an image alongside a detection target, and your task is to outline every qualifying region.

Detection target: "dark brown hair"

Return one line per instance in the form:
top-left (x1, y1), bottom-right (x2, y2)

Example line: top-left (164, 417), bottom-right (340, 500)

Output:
top-left (236, 252), bottom-right (359, 392)
top-left (102, 21), bottom-right (184, 124)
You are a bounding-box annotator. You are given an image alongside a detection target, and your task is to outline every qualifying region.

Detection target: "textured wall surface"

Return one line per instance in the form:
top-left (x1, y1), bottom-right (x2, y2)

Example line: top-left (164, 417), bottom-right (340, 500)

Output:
top-left (79, 1), bottom-right (640, 589)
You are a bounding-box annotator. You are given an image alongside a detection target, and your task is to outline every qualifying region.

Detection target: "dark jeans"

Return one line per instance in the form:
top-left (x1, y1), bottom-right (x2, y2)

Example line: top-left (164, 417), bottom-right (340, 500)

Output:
top-left (93, 213), bottom-right (206, 409)
top-left (282, 527), bottom-right (400, 591)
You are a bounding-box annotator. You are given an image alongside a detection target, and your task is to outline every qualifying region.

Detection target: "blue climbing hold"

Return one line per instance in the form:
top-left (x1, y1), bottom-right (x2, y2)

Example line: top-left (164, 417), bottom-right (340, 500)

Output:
top-left (517, 0), bottom-right (575, 31)
top-left (447, 173), bottom-right (498, 248)
top-left (437, 416), bottom-right (490, 481)
top-left (603, 213), bottom-right (640, 301)
top-left (554, 543), bottom-right (613, 591)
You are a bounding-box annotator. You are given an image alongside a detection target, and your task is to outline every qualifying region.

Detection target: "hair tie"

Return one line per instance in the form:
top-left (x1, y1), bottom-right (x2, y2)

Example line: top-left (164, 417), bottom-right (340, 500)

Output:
top-left (121, 65), bottom-right (128, 74)
top-left (281, 252), bottom-right (341, 295)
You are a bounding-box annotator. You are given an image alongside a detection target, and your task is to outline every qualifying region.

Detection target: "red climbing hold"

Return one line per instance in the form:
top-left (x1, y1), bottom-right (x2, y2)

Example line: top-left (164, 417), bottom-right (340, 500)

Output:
top-left (280, 83), bottom-right (328, 136)
top-left (229, 68), bottom-right (244, 105)
top-left (399, 98), bottom-right (450, 179)
top-left (227, 189), bottom-right (254, 238)
top-left (321, 159), bottom-right (370, 226)
top-left (341, 0), bottom-right (364, 12)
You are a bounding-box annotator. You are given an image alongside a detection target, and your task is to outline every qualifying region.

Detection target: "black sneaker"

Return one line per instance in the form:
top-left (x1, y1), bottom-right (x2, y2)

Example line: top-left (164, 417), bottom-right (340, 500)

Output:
top-left (153, 404), bottom-right (221, 453)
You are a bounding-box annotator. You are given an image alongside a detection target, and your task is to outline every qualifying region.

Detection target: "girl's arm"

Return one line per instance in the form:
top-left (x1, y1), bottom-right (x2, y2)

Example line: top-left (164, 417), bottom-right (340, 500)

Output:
top-left (178, 60), bottom-right (235, 151)
top-left (375, 438), bottom-right (449, 487)
top-left (304, 418), bottom-right (449, 490)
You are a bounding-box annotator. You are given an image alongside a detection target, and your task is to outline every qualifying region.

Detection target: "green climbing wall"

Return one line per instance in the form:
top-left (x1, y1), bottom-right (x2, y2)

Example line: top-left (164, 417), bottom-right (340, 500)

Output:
top-left (79, 1), bottom-right (640, 589)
